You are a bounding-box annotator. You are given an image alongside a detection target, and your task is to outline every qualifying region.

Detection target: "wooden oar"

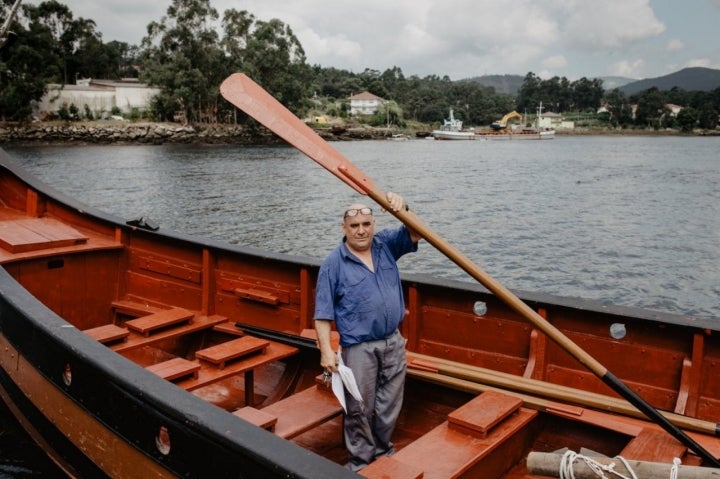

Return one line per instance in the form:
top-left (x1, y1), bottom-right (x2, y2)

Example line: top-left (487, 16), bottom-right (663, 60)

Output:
top-left (219, 73), bottom-right (720, 467)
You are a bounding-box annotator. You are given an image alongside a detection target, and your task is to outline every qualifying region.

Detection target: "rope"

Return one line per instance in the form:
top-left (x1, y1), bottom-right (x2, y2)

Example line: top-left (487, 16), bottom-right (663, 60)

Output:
top-left (558, 450), bottom-right (683, 479)
top-left (670, 457), bottom-right (682, 479)
top-left (558, 450), bottom-right (640, 479)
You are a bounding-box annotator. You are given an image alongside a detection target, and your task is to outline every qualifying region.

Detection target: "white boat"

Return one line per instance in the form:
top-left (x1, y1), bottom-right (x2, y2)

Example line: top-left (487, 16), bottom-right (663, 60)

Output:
top-left (432, 109), bottom-right (476, 140)
top-left (387, 133), bottom-right (410, 141)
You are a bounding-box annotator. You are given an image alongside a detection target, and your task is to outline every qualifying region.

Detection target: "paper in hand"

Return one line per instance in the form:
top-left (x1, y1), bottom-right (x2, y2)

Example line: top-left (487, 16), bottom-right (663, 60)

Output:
top-left (331, 353), bottom-right (363, 413)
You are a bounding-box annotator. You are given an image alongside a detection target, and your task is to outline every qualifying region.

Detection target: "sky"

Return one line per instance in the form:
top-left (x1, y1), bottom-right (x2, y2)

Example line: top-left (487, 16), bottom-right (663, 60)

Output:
top-left (20, 0), bottom-right (720, 81)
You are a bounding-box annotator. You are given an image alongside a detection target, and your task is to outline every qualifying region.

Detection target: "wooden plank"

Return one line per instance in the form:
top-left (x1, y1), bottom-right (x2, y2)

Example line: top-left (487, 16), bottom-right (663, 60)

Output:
top-left (386, 407), bottom-right (538, 479)
top-left (212, 322), bottom-right (245, 336)
top-left (111, 299), bottom-right (165, 317)
top-left (232, 407), bottom-right (278, 431)
top-left (125, 307), bottom-right (194, 336)
top-left (175, 342), bottom-right (298, 392)
top-left (448, 390), bottom-right (523, 437)
top-left (195, 336), bottom-right (269, 369)
top-left (620, 427), bottom-right (687, 462)
top-left (0, 218), bottom-right (88, 253)
top-left (360, 456), bottom-right (424, 479)
top-left (261, 385), bottom-right (343, 440)
top-left (83, 324), bottom-right (129, 344)
top-left (146, 358), bottom-right (200, 381)
top-left (111, 314), bottom-right (229, 354)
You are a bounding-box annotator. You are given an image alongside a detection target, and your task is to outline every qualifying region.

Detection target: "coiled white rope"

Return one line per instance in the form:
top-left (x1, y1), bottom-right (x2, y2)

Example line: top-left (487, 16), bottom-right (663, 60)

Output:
top-left (558, 450), bottom-right (645, 479)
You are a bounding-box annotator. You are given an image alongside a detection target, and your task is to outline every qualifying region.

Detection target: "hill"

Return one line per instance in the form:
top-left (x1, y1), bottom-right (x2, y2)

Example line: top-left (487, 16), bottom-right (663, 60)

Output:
top-left (598, 76), bottom-right (636, 90)
top-left (619, 67), bottom-right (720, 95)
top-left (464, 74), bottom-right (524, 95)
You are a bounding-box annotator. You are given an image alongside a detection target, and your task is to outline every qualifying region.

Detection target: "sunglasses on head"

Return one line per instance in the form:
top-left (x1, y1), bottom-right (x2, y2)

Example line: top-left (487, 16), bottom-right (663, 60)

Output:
top-left (344, 207), bottom-right (373, 218)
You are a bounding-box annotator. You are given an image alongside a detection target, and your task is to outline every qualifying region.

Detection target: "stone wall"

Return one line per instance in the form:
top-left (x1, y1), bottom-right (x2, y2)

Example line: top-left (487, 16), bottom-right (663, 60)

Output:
top-left (0, 122), bottom-right (391, 145)
top-left (0, 123), bottom-right (279, 145)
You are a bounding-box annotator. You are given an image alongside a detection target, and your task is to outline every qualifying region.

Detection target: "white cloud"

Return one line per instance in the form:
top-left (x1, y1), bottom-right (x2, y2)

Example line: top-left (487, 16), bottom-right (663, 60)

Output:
top-left (666, 39), bottom-right (685, 52)
top-left (611, 59), bottom-right (645, 78)
top-left (542, 55), bottom-right (568, 70)
top-left (21, 0), bottom-right (718, 80)
top-left (559, 0), bottom-right (666, 50)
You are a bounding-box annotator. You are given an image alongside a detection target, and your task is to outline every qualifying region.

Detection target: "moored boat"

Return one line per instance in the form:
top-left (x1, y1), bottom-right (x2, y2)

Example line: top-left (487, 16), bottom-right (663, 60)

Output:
top-left (476, 127), bottom-right (556, 140)
top-left (478, 104), bottom-right (556, 140)
top-left (432, 108), bottom-right (476, 140)
top-left (2, 139), bottom-right (720, 478)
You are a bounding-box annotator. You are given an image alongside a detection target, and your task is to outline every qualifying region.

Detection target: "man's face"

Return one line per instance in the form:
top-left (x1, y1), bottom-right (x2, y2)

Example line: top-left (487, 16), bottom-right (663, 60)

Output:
top-left (342, 206), bottom-right (375, 252)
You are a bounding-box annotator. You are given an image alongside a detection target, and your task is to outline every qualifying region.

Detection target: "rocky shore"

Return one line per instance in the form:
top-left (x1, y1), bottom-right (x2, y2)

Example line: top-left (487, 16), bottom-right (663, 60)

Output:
top-left (0, 121), bottom-right (396, 146)
top-left (1, 121), bottom-right (714, 146)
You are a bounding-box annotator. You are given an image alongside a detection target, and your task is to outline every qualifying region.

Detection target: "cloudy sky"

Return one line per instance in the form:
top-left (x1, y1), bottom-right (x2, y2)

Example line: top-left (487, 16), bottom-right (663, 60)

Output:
top-left (22, 0), bottom-right (720, 80)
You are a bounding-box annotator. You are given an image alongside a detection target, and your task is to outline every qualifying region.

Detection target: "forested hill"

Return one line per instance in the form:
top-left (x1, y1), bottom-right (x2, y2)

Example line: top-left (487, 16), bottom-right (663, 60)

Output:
top-left (465, 68), bottom-right (720, 96)
top-left (620, 67), bottom-right (720, 95)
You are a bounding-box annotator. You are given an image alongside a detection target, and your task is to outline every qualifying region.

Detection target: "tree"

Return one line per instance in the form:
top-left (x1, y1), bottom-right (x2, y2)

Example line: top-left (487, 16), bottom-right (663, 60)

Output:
top-left (676, 107), bottom-right (698, 132)
top-left (222, 15), bottom-right (311, 116)
top-left (141, 0), bottom-right (226, 122)
top-left (633, 87), bottom-right (665, 128)
top-left (572, 77), bottom-right (603, 111)
top-left (0, 1), bottom-right (61, 120)
top-left (604, 89), bottom-right (632, 127)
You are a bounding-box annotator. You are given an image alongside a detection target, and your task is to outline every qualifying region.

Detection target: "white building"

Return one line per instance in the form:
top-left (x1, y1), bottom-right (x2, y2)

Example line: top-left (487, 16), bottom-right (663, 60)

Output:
top-left (349, 91), bottom-right (385, 115)
top-left (37, 79), bottom-right (161, 118)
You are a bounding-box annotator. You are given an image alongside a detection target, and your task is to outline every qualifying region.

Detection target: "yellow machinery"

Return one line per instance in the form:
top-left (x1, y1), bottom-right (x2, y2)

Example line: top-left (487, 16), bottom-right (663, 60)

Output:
top-left (490, 111), bottom-right (523, 130)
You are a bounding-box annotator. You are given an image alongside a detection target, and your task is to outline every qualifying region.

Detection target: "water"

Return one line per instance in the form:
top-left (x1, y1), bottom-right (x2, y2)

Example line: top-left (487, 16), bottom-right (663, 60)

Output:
top-left (2, 135), bottom-right (720, 473)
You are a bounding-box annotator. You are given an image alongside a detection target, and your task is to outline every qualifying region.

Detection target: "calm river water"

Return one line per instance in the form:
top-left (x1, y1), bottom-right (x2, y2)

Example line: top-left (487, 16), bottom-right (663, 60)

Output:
top-left (2, 134), bottom-right (720, 474)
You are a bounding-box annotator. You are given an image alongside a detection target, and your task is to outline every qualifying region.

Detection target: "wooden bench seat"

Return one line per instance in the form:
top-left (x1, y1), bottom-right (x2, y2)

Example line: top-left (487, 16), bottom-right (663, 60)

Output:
top-left (620, 427), bottom-right (686, 462)
top-left (111, 314), bottom-right (229, 354)
top-left (447, 390), bottom-right (523, 438)
top-left (257, 385), bottom-right (343, 440)
top-left (83, 324), bottom-right (130, 344)
top-left (146, 357), bottom-right (200, 381)
top-left (111, 299), bottom-right (166, 317)
top-left (175, 340), bottom-right (298, 393)
top-left (360, 456), bottom-right (424, 479)
top-left (362, 391), bottom-right (537, 479)
top-left (125, 307), bottom-right (194, 336)
top-left (232, 406), bottom-right (278, 431)
top-left (195, 336), bottom-right (269, 369)
top-left (0, 217), bottom-right (88, 253)
top-left (212, 322), bottom-right (245, 336)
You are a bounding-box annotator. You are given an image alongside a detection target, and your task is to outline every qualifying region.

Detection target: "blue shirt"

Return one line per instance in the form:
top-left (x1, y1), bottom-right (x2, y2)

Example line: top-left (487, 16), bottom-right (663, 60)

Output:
top-left (314, 225), bottom-right (418, 347)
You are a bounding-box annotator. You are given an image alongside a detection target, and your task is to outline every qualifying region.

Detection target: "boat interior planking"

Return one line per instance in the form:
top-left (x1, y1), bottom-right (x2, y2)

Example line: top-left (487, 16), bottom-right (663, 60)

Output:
top-left (1, 148), bottom-right (720, 478)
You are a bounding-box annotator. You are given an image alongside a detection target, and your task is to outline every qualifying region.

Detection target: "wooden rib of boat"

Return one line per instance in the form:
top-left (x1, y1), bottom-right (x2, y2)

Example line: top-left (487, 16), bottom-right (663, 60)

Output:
top-left (1, 147), bottom-right (720, 478)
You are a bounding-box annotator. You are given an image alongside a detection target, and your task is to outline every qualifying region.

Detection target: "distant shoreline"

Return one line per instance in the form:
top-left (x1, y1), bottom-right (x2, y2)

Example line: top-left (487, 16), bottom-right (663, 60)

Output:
top-left (1, 121), bottom-right (716, 146)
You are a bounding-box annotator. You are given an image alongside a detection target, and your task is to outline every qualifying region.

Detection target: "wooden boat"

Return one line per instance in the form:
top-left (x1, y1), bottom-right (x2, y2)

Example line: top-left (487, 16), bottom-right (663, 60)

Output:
top-left (3, 146), bottom-right (720, 478)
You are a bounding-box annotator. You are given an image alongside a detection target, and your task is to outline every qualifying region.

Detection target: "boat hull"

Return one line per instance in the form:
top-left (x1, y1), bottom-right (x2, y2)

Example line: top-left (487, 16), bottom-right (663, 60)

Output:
top-left (477, 129), bottom-right (556, 140)
top-left (432, 130), bottom-right (476, 140)
top-left (1, 148), bottom-right (720, 478)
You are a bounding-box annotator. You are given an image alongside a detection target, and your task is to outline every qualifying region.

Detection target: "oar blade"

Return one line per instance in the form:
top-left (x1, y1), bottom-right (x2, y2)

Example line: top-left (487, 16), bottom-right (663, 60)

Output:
top-left (220, 73), bottom-right (374, 195)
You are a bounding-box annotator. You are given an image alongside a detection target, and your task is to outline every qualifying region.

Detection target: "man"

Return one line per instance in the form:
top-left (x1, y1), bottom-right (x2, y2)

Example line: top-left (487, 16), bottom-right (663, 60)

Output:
top-left (314, 192), bottom-right (420, 472)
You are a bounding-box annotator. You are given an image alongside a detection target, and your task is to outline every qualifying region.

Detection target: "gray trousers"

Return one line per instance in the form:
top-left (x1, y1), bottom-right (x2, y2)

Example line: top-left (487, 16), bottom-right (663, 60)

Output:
top-left (341, 329), bottom-right (406, 471)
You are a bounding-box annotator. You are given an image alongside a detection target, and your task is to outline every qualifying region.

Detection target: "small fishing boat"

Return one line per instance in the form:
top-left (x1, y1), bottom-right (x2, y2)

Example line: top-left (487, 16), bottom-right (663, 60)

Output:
top-left (1, 75), bottom-right (720, 478)
top-left (387, 133), bottom-right (410, 141)
top-left (432, 109), bottom-right (476, 140)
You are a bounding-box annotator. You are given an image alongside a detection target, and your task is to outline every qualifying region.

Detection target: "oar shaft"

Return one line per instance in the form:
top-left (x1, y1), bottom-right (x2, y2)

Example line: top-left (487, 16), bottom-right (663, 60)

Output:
top-left (219, 72), bottom-right (720, 467)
